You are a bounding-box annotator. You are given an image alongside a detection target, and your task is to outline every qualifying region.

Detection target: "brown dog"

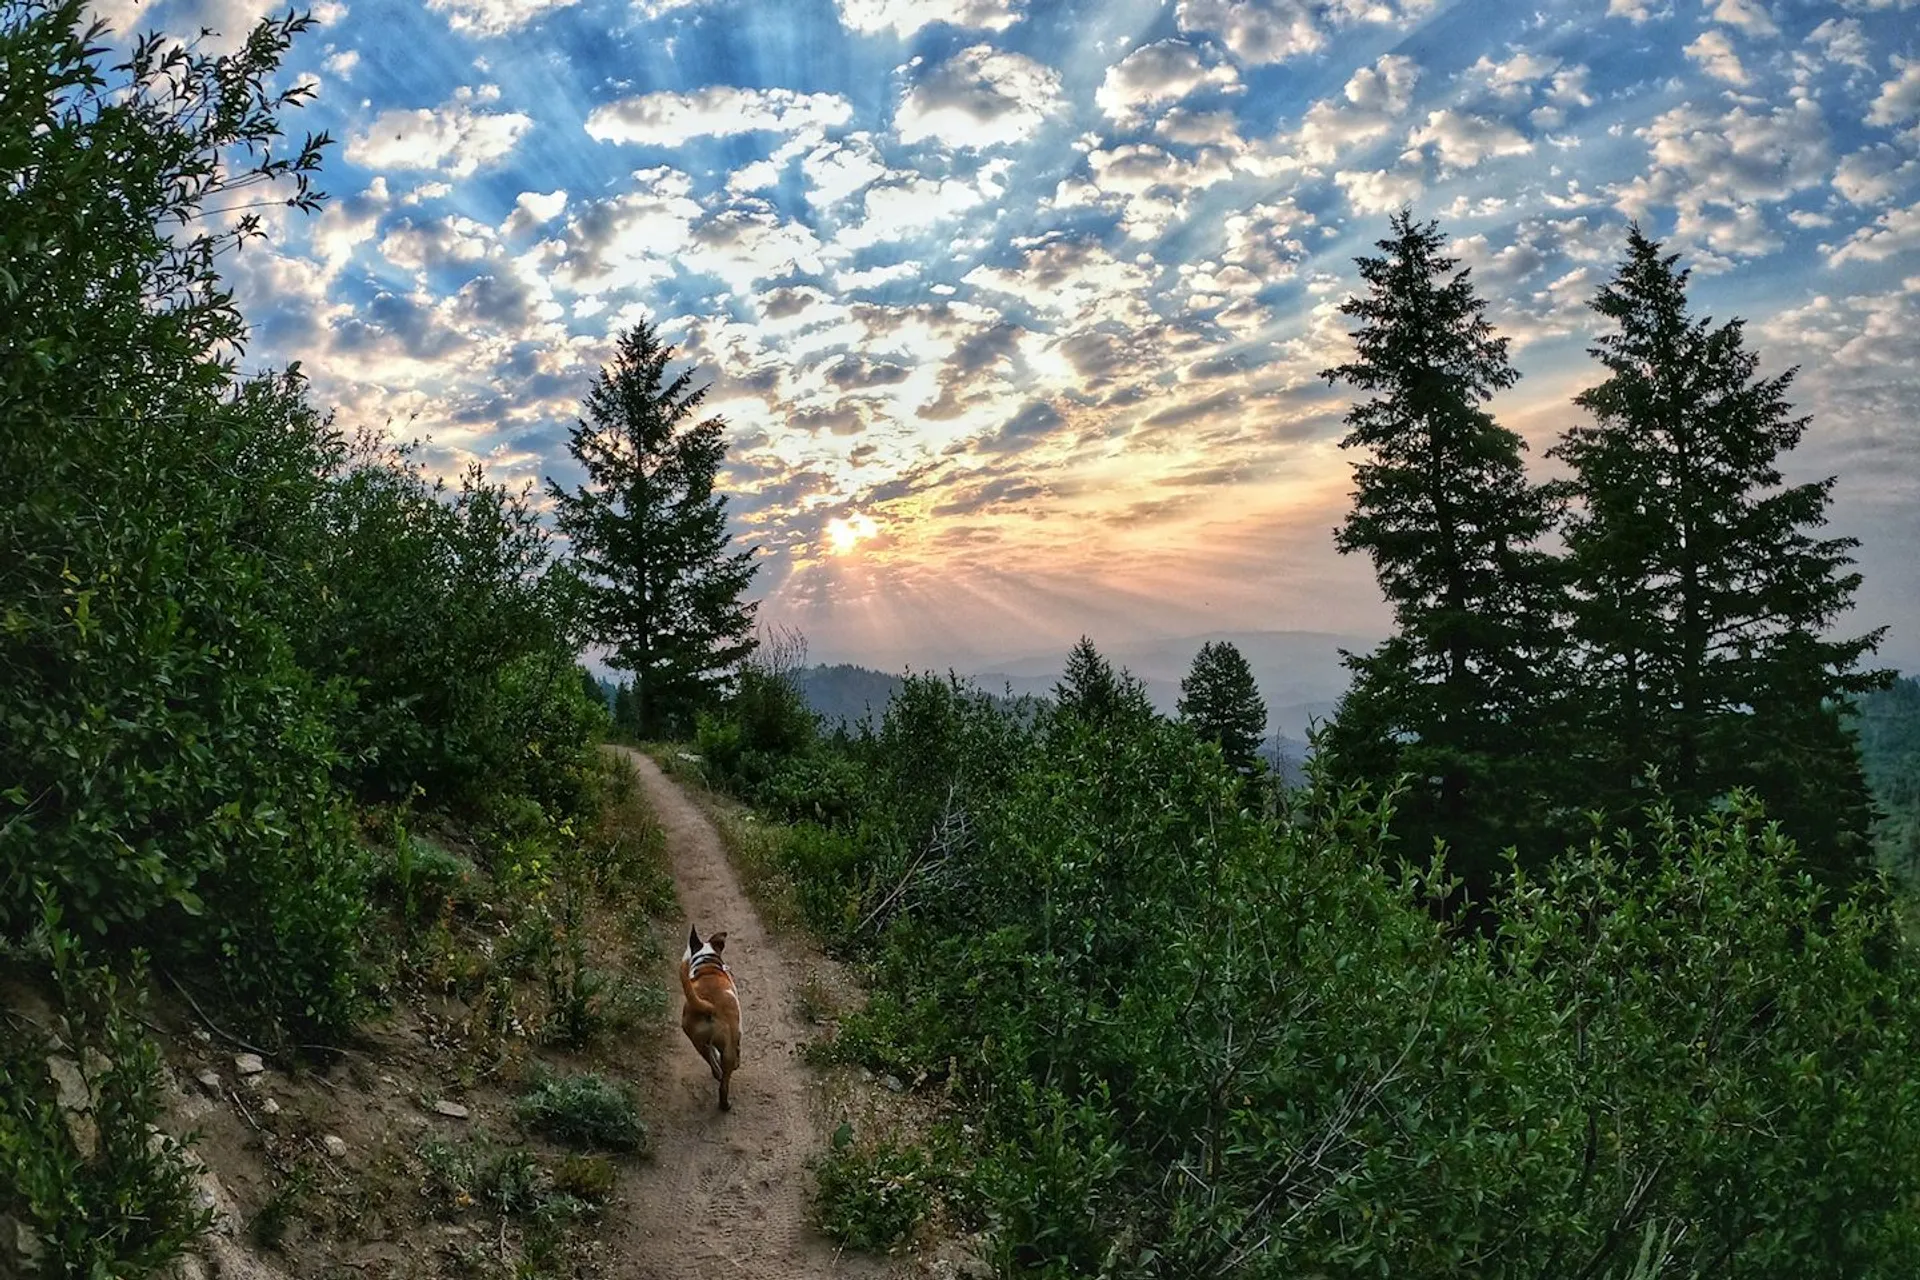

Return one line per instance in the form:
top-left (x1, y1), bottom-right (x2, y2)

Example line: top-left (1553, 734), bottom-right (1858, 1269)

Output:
top-left (680, 925), bottom-right (741, 1110)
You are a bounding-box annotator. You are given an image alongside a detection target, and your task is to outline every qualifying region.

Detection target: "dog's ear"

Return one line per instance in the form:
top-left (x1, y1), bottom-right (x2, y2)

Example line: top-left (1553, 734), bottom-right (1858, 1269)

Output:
top-left (687, 924), bottom-right (702, 954)
top-left (709, 930), bottom-right (728, 953)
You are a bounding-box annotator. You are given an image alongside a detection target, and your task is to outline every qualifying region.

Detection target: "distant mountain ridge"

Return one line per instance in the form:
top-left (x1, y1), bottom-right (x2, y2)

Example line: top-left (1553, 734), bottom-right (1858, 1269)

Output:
top-left (793, 630), bottom-right (1372, 753)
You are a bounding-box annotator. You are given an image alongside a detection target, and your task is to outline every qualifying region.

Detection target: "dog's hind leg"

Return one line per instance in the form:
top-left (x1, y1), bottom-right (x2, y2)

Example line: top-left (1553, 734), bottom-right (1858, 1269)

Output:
top-left (705, 1043), bottom-right (723, 1081)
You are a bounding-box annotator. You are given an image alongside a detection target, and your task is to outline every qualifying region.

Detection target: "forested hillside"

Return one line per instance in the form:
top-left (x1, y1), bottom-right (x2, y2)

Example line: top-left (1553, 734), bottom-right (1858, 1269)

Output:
top-left (1861, 676), bottom-right (1920, 879)
top-left (674, 220), bottom-right (1920, 1278)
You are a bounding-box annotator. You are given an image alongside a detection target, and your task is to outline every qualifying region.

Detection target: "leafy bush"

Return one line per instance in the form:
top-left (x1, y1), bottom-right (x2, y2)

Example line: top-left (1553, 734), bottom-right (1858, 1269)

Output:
top-left (516, 1072), bottom-right (648, 1152)
top-left (0, 906), bottom-right (213, 1276)
top-left (814, 1123), bottom-right (947, 1252)
top-left (0, 0), bottom-right (372, 1045)
top-left (758, 664), bottom-right (1920, 1276)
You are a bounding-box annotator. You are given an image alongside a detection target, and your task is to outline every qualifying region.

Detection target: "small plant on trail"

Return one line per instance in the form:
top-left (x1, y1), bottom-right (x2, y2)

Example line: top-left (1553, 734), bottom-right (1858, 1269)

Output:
top-left (516, 1072), bottom-right (647, 1153)
top-left (814, 1122), bottom-right (953, 1253)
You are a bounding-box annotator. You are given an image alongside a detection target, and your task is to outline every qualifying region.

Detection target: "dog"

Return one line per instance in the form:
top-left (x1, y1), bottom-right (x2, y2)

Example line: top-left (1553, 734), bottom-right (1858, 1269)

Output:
top-left (680, 925), bottom-right (741, 1110)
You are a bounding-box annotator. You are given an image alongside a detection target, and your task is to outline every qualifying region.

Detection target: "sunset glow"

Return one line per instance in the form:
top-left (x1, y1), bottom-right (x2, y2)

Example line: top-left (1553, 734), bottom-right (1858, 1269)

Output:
top-left (98, 0), bottom-right (1920, 672)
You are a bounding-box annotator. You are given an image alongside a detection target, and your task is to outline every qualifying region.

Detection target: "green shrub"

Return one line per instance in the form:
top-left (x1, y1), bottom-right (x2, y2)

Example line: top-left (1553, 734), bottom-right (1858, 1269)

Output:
top-left (766, 678), bottom-right (1920, 1277)
top-left (516, 1073), bottom-right (647, 1152)
top-left (0, 906), bottom-right (213, 1276)
top-left (814, 1123), bottom-right (943, 1252)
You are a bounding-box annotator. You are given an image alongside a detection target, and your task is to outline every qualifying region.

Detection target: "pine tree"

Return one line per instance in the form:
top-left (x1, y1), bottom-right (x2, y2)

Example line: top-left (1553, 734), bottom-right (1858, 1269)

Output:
top-left (1320, 212), bottom-right (1566, 887)
top-left (1550, 227), bottom-right (1888, 882)
top-left (1054, 636), bottom-right (1151, 726)
top-left (549, 321), bottom-right (759, 739)
top-left (612, 680), bottom-right (638, 738)
top-left (1179, 641), bottom-right (1267, 772)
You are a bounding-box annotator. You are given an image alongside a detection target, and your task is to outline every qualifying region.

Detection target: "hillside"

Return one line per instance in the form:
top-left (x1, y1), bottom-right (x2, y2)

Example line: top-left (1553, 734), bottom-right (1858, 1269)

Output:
top-left (795, 630), bottom-right (1365, 746)
top-left (1859, 675), bottom-right (1920, 878)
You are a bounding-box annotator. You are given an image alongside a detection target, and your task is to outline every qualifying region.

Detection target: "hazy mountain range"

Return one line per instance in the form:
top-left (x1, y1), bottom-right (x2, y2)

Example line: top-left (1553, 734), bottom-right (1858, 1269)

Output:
top-left (795, 630), bottom-right (1371, 740)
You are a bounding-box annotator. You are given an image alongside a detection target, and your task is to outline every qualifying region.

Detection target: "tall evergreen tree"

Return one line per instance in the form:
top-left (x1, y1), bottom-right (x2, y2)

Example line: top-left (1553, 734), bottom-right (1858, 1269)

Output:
top-left (1054, 636), bottom-right (1150, 726)
top-left (549, 321), bottom-right (758, 739)
top-left (1179, 641), bottom-right (1267, 772)
top-left (1550, 227), bottom-right (1887, 882)
top-left (1320, 212), bottom-right (1566, 888)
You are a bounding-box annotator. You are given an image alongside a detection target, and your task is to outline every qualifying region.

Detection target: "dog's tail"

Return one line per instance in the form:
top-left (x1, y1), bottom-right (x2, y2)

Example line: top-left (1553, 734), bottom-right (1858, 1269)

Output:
top-left (681, 925), bottom-right (720, 1017)
top-left (680, 956), bottom-right (720, 1017)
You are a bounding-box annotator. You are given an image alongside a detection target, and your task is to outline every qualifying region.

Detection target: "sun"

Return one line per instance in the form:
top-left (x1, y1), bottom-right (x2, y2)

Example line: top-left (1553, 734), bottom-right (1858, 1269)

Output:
top-left (826, 513), bottom-right (879, 554)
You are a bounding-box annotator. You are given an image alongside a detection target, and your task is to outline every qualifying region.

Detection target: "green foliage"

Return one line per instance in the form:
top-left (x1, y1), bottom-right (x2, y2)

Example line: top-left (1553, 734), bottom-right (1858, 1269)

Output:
top-left (298, 439), bottom-right (597, 812)
top-left (1551, 225), bottom-right (1888, 885)
top-left (1177, 640), bottom-right (1268, 772)
top-left (0, 902), bottom-right (213, 1278)
top-left (1318, 211), bottom-right (1567, 891)
top-left (415, 1136), bottom-right (600, 1229)
top-left (515, 1072), bottom-right (648, 1152)
top-left (1858, 675), bottom-right (1920, 880)
top-left (814, 1123), bottom-right (954, 1252)
top-left (741, 663), bottom-right (1920, 1276)
top-left (548, 318), bottom-right (760, 739)
top-left (0, 0), bottom-right (366, 1043)
top-left (1054, 635), bottom-right (1153, 728)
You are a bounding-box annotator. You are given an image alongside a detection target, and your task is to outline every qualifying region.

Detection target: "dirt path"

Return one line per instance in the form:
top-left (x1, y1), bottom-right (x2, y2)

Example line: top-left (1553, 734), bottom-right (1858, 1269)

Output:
top-left (609, 748), bottom-right (901, 1280)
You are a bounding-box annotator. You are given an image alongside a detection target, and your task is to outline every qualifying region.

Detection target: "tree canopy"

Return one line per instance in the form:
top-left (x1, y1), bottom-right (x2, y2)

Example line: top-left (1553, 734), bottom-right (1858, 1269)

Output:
top-left (548, 320), bottom-right (760, 739)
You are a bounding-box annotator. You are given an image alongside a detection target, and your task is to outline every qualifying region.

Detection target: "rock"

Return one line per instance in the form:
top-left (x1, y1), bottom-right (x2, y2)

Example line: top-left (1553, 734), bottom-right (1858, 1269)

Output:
top-left (882, 1074), bottom-right (905, 1093)
top-left (45, 1055), bottom-right (98, 1157)
top-left (233, 1053), bottom-right (265, 1076)
top-left (46, 1054), bottom-right (90, 1111)
top-left (7, 1214), bottom-right (42, 1266)
top-left (320, 1133), bottom-right (347, 1158)
top-left (260, 1098), bottom-right (281, 1115)
top-left (432, 1099), bottom-right (470, 1119)
top-left (196, 1069), bottom-right (221, 1092)
top-left (205, 1234), bottom-right (294, 1280)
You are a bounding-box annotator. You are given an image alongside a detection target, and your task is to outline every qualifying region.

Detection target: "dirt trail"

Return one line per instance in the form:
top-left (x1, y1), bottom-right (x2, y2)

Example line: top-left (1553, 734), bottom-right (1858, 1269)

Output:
top-left (610, 747), bottom-right (901, 1280)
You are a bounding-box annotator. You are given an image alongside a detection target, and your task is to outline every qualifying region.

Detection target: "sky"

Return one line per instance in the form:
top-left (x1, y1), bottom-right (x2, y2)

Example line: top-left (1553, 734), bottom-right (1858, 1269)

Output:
top-left (93, 0), bottom-right (1920, 673)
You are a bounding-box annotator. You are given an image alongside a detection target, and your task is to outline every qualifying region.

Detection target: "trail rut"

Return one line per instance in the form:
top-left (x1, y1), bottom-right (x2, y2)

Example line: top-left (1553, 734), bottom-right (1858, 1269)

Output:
top-left (609, 747), bottom-right (902, 1280)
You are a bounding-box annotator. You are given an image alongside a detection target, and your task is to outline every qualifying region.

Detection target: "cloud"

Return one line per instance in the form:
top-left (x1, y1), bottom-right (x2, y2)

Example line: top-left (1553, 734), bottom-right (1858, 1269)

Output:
top-left (1834, 146), bottom-right (1919, 205)
top-left (1292, 53), bottom-right (1420, 164)
top-left (1468, 49), bottom-right (1562, 101)
top-left (1710, 0), bottom-right (1778, 38)
top-left (429, 0), bottom-right (701, 36)
top-left (1685, 29), bottom-right (1749, 86)
top-left (684, 201), bottom-right (826, 290)
top-left (1605, 0), bottom-right (1661, 20)
top-left (1407, 108), bottom-right (1532, 169)
top-left (1612, 98), bottom-right (1830, 250)
top-left (962, 233), bottom-right (1157, 322)
top-left (546, 167), bottom-right (701, 295)
top-left (1333, 166), bottom-right (1424, 214)
top-left (586, 86), bottom-right (853, 146)
top-left (347, 86), bottom-right (532, 178)
top-left (504, 189), bottom-right (569, 236)
top-left (1826, 202), bottom-right (1920, 264)
top-left (895, 44), bottom-right (1065, 149)
top-left (428, 0), bottom-right (574, 36)
top-left (835, 164), bottom-right (1010, 249)
top-left (1085, 142), bottom-right (1238, 237)
top-left (835, 0), bottom-right (1023, 37)
top-left (324, 48), bottom-right (360, 77)
top-left (1868, 58), bottom-right (1920, 128)
top-left (1173, 0), bottom-right (1425, 65)
top-left (1095, 39), bottom-right (1240, 125)
top-left (1807, 18), bottom-right (1871, 71)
